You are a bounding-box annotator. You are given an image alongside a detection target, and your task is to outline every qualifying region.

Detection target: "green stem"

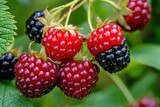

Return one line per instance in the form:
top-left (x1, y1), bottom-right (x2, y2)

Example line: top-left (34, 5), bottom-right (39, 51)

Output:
top-left (50, 0), bottom-right (78, 13)
top-left (57, 0), bottom-right (87, 24)
top-left (65, 0), bottom-right (78, 27)
top-left (64, 7), bottom-right (72, 27)
top-left (48, 8), bottom-right (63, 24)
top-left (88, 0), bottom-right (94, 31)
top-left (107, 73), bottom-right (136, 103)
top-left (100, 0), bottom-right (120, 11)
top-left (28, 41), bottom-right (35, 52)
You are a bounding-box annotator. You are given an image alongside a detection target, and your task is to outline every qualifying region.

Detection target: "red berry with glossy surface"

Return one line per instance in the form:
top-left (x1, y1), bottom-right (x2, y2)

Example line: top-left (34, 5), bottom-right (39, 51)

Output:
top-left (132, 97), bottom-right (158, 107)
top-left (42, 27), bottom-right (83, 61)
top-left (124, 0), bottom-right (151, 31)
top-left (87, 24), bottom-right (124, 56)
top-left (14, 54), bottom-right (59, 98)
top-left (57, 60), bottom-right (99, 99)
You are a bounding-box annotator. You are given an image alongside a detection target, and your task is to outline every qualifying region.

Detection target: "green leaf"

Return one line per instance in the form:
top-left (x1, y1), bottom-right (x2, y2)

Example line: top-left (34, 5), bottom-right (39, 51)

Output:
top-left (76, 86), bottom-right (127, 107)
top-left (131, 73), bottom-right (158, 98)
top-left (0, 82), bottom-right (33, 107)
top-left (131, 44), bottom-right (160, 70)
top-left (0, 0), bottom-right (17, 56)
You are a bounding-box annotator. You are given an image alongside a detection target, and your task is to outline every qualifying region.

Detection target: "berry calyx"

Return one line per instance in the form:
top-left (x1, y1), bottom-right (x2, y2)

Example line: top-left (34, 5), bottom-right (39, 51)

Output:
top-left (42, 25), bottom-right (83, 61)
top-left (14, 53), bottom-right (58, 98)
top-left (26, 10), bottom-right (45, 43)
top-left (57, 60), bottom-right (99, 99)
top-left (0, 52), bottom-right (18, 80)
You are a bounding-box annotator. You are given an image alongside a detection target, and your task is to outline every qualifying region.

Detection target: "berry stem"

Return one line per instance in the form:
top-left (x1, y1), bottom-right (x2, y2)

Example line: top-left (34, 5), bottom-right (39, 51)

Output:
top-left (28, 41), bottom-right (35, 52)
top-left (64, 0), bottom-right (78, 27)
top-left (100, 0), bottom-right (120, 11)
top-left (48, 8), bottom-right (63, 24)
top-left (50, 0), bottom-right (79, 13)
top-left (88, 0), bottom-right (94, 31)
top-left (58, 0), bottom-right (87, 24)
top-left (107, 73), bottom-right (136, 103)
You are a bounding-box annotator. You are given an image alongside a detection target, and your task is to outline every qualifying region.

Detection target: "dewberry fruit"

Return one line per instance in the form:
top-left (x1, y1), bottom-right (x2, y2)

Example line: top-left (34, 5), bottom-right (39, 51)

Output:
top-left (0, 52), bottom-right (18, 80)
top-left (96, 39), bottom-right (130, 73)
top-left (26, 10), bottom-right (45, 43)
top-left (87, 24), bottom-right (130, 73)
top-left (14, 54), bottom-right (58, 98)
top-left (42, 27), bottom-right (83, 61)
top-left (57, 60), bottom-right (99, 99)
top-left (132, 97), bottom-right (158, 107)
top-left (124, 0), bottom-right (151, 31)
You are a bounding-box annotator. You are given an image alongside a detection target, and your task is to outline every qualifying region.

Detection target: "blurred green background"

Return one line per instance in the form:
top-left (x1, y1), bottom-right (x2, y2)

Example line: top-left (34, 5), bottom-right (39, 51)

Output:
top-left (2, 0), bottom-right (160, 107)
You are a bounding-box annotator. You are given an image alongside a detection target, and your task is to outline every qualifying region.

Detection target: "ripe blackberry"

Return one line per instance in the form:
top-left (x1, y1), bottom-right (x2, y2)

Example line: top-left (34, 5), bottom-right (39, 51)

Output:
top-left (95, 39), bottom-right (130, 73)
top-left (57, 60), bottom-right (99, 99)
top-left (26, 10), bottom-right (45, 43)
top-left (0, 52), bottom-right (18, 80)
top-left (14, 54), bottom-right (59, 98)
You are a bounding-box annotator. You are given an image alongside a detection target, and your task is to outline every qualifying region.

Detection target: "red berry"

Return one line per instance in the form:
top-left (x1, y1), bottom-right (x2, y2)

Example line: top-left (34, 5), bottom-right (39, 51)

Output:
top-left (14, 54), bottom-right (59, 98)
top-left (132, 97), bottom-right (158, 107)
top-left (42, 27), bottom-right (83, 61)
top-left (87, 24), bottom-right (124, 56)
top-left (124, 0), bottom-right (151, 31)
top-left (57, 60), bottom-right (99, 99)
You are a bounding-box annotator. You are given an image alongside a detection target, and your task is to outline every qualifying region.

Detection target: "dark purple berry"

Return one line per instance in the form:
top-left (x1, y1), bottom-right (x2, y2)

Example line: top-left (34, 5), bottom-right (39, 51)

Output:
top-left (95, 39), bottom-right (130, 73)
top-left (26, 10), bottom-right (45, 43)
top-left (0, 52), bottom-right (18, 80)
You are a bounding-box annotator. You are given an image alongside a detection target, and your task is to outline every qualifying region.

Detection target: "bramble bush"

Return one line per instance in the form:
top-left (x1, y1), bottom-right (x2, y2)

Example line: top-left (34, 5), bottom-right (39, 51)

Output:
top-left (0, 0), bottom-right (160, 107)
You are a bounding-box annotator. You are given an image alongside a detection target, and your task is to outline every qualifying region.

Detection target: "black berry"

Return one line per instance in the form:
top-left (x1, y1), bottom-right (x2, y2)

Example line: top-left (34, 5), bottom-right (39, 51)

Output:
top-left (95, 39), bottom-right (130, 73)
top-left (0, 52), bottom-right (18, 80)
top-left (26, 10), bottom-right (45, 43)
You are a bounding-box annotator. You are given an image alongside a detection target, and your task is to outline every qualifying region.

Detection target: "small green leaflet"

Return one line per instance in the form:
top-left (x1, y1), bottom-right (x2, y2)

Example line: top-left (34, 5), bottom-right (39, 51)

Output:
top-left (0, 82), bottom-right (33, 107)
top-left (0, 0), bottom-right (17, 57)
top-left (131, 44), bottom-right (160, 71)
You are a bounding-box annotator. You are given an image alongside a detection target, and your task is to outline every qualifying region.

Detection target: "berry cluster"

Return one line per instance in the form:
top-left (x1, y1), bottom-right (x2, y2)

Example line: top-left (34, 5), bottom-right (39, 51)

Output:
top-left (3, 0), bottom-right (151, 100)
top-left (14, 52), bottom-right (99, 99)
top-left (15, 22), bottom-right (130, 99)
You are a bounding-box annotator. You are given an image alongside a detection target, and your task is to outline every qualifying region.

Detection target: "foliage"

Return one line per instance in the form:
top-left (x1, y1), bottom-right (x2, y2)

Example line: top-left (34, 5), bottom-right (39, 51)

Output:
top-left (0, 0), bottom-right (16, 56)
top-left (0, 82), bottom-right (33, 107)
